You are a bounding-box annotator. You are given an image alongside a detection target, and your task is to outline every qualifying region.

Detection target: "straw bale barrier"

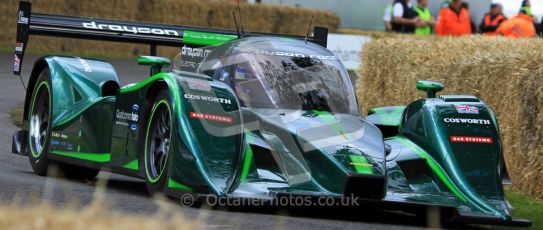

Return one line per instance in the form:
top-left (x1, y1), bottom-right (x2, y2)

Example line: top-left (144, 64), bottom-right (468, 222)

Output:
top-left (0, 0), bottom-right (339, 57)
top-left (356, 36), bottom-right (543, 199)
top-left (0, 201), bottom-right (201, 230)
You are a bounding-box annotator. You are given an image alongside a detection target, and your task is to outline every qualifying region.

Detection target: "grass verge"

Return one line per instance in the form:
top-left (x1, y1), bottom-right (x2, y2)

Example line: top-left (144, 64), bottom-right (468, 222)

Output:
top-left (501, 189), bottom-right (543, 229)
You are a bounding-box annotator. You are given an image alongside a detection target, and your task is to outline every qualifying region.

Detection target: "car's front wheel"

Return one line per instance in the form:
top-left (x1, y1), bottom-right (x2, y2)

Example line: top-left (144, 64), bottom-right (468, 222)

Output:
top-left (28, 69), bottom-right (53, 176)
top-left (144, 89), bottom-right (173, 195)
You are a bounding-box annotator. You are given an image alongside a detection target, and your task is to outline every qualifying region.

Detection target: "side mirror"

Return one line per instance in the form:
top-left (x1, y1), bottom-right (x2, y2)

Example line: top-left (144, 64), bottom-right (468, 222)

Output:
top-left (138, 56), bottom-right (171, 75)
top-left (416, 80), bottom-right (444, 98)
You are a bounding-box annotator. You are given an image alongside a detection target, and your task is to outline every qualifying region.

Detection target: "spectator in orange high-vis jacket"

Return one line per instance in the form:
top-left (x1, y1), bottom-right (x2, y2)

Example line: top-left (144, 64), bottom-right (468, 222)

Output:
top-left (496, 0), bottom-right (536, 38)
top-left (435, 0), bottom-right (472, 36)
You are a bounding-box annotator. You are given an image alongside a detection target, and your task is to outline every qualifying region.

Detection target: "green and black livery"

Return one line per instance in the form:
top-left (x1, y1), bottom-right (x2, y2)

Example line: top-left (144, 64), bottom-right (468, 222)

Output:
top-left (11, 1), bottom-right (530, 227)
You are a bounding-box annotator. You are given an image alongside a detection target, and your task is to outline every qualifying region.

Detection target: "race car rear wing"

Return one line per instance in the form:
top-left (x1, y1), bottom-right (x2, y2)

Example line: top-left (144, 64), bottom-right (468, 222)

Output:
top-left (13, 0), bottom-right (328, 75)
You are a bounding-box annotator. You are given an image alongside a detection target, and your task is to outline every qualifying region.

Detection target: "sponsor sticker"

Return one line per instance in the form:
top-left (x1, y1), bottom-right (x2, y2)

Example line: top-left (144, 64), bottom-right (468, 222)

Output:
top-left (13, 54), bottom-right (21, 72)
top-left (82, 21), bottom-right (179, 36)
top-left (183, 30), bottom-right (237, 46)
top-left (455, 105), bottom-right (479, 114)
top-left (15, 42), bottom-right (24, 52)
top-left (186, 79), bottom-right (211, 91)
top-left (450, 136), bottom-right (493, 144)
top-left (18, 11), bottom-right (29, 24)
top-left (443, 118), bottom-right (491, 125)
top-left (76, 57), bottom-right (92, 72)
top-left (190, 112), bottom-right (232, 123)
top-left (184, 94), bottom-right (231, 104)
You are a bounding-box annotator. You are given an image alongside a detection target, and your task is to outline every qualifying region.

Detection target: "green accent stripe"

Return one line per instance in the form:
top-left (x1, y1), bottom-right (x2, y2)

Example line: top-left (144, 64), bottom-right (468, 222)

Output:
top-left (119, 73), bottom-right (170, 94)
top-left (122, 159), bottom-right (139, 170)
top-left (394, 137), bottom-right (468, 203)
top-left (240, 133), bottom-right (254, 182)
top-left (50, 151), bottom-right (110, 162)
top-left (168, 179), bottom-right (193, 191)
top-left (183, 30), bottom-right (237, 46)
top-left (349, 155), bottom-right (373, 174)
top-left (312, 110), bottom-right (337, 123)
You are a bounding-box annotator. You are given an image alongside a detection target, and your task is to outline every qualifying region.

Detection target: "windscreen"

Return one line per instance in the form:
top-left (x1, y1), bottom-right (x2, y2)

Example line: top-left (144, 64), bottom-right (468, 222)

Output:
top-left (195, 38), bottom-right (359, 115)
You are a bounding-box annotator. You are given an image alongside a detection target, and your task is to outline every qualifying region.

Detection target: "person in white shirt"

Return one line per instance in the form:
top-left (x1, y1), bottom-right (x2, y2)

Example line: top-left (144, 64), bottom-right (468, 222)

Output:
top-left (392, 0), bottom-right (420, 33)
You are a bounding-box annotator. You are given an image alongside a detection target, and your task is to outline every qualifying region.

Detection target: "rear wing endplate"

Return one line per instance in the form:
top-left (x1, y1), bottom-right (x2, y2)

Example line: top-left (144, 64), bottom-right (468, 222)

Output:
top-left (13, 0), bottom-right (328, 75)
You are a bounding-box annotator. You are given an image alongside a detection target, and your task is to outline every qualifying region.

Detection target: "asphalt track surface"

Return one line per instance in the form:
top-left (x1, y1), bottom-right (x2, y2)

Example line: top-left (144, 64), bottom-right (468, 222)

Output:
top-left (0, 54), bottom-right (483, 230)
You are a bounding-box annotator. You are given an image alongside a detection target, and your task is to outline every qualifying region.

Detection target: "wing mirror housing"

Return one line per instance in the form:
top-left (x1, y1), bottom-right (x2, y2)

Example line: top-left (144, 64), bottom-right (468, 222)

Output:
top-left (138, 56), bottom-right (171, 75)
top-left (416, 80), bottom-right (444, 98)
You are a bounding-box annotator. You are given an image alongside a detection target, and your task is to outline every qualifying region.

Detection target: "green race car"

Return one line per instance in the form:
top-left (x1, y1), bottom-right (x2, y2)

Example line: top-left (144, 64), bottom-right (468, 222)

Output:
top-left (11, 1), bottom-right (530, 227)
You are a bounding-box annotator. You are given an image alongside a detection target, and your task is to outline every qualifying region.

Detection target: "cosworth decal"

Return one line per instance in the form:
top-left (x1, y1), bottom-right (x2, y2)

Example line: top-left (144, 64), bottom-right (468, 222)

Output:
top-left (184, 94), bottom-right (231, 104)
top-left (82, 21), bottom-right (179, 36)
top-left (443, 118), bottom-right (491, 125)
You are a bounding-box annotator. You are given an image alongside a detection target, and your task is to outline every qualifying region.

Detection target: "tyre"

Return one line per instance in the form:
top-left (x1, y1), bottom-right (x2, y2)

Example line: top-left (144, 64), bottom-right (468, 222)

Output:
top-left (28, 69), bottom-right (53, 176)
top-left (143, 89), bottom-right (173, 194)
top-left (28, 68), bottom-right (99, 180)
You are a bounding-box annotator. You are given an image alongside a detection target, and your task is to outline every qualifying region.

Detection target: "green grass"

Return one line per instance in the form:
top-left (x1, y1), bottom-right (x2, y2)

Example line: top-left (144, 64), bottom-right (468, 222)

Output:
top-left (498, 190), bottom-right (543, 229)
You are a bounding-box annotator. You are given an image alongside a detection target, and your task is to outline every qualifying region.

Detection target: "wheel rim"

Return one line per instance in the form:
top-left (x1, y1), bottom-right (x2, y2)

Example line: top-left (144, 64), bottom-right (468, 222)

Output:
top-left (146, 100), bottom-right (171, 183)
top-left (29, 82), bottom-right (50, 158)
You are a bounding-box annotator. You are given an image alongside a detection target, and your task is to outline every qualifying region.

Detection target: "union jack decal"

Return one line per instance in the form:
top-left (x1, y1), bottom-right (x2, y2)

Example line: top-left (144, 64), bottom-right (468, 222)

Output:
top-left (454, 105), bottom-right (479, 114)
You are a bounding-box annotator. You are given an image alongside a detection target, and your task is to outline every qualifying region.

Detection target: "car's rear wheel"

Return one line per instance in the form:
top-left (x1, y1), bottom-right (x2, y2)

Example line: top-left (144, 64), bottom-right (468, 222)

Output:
top-left (144, 89), bottom-right (173, 194)
top-left (28, 70), bottom-right (53, 176)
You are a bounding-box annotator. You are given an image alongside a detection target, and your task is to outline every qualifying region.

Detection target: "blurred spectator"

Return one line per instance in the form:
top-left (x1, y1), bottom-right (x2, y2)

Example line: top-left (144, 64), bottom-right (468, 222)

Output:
top-left (383, 1), bottom-right (394, 32)
top-left (479, 3), bottom-right (507, 36)
top-left (414, 0), bottom-right (435, 35)
top-left (392, 0), bottom-right (419, 33)
top-left (440, 0), bottom-right (451, 9)
top-left (496, 0), bottom-right (536, 38)
top-left (435, 0), bottom-right (472, 36)
top-left (460, 2), bottom-right (478, 33)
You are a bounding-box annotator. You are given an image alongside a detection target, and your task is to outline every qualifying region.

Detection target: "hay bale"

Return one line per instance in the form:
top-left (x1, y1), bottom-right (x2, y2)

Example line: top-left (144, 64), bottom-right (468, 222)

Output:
top-left (356, 36), bottom-right (543, 199)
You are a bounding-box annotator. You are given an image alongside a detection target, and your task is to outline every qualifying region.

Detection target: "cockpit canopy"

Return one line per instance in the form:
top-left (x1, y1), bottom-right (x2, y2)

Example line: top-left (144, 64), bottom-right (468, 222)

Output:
top-left (177, 37), bottom-right (359, 115)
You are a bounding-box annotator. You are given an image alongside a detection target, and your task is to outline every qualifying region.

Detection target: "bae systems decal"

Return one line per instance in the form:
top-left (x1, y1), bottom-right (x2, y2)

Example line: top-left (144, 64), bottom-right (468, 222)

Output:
top-left (455, 105), bottom-right (479, 114)
top-left (443, 118), bottom-right (491, 125)
top-left (184, 94), bottom-right (231, 104)
top-left (82, 21), bottom-right (179, 36)
top-left (116, 104), bottom-right (140, 131)
top-left (190, 112), bottom-right (232, 123)
top-left (450, 136), bottom-right (493, 144)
